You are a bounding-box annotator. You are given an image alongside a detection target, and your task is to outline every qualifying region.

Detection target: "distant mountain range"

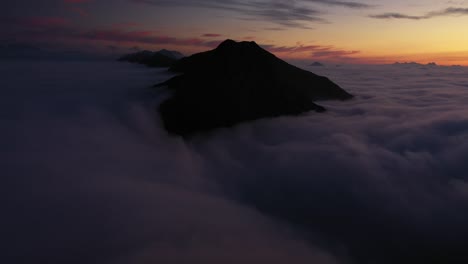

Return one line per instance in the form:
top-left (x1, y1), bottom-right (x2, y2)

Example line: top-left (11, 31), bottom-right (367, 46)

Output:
top-left (118, 49), bottom-right (184, 67)
top-left (157, 49), bottom-right (184, 60)
top-left (393, 62), bottom-right (438, 66)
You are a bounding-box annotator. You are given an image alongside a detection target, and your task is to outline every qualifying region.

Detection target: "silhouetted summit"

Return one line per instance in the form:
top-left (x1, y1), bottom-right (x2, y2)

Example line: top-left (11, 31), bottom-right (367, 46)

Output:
top-left (158, 39), bottom-right (353, 136)
top-left (118, 49), bottom-right (183, 67)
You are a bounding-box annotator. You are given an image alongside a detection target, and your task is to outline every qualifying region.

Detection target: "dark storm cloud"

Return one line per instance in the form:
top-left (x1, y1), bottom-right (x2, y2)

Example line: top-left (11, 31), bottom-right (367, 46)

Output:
top-left (370, 7), bottom-right (468, 20)
top-left (131, 0), bottom-right (371, 27)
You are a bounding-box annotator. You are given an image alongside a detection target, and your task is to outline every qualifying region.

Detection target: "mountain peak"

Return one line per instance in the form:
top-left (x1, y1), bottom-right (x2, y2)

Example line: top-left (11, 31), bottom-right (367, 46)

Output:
top-left (158, 39), bottom-right (353, 136)
top-left (216, 39), bottom-right (261, 51)
top-left (218, 39), bottom-right (237, 47)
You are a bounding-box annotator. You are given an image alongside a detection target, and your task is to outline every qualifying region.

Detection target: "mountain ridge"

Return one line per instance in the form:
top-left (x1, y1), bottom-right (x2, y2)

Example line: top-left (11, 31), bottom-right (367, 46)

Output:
top-left (158, 39), bottom-right (353, 136)
top-left (118, 49), bottom-right (184, 67)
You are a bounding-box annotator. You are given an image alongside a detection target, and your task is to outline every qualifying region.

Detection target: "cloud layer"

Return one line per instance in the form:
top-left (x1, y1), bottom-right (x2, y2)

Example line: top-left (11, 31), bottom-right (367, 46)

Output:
top-left (131, 0), bottom-right (371, 27)
top-left (3, 61), bottom-right (468, 263)
top-left (1, 16), bottom-right (359, 61)
top-left (370, 7), bottom-right (468, 20)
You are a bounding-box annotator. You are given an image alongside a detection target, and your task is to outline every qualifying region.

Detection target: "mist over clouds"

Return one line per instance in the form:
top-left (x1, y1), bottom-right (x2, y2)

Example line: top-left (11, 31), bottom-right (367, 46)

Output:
top-left (3, 61), bottom-right (468, 263)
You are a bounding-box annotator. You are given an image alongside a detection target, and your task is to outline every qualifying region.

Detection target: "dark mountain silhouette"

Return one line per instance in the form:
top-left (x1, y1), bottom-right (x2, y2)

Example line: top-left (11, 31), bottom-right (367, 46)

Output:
top-left (158, 49), bottom-right (184, 60)
top-left (118, 49), bottom-right (184, 67)
top-left (157, 39), bottom-right (353, 136)
top-left (310, 61), bottom-right (324, 67)
top-left (393, 61), bottom-right (438, 67)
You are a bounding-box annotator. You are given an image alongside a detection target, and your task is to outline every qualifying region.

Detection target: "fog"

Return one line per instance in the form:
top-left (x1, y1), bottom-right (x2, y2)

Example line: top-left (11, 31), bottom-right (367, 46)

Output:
top-left (3, 61), bottom-right (468, 263)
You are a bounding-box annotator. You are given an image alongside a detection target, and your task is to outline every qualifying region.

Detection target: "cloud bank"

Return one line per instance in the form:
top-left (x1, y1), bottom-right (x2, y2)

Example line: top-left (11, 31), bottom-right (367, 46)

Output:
top-left (370, 7), bottom-right (468, 20)
top-left (3, 61), bottom-right (468, 263)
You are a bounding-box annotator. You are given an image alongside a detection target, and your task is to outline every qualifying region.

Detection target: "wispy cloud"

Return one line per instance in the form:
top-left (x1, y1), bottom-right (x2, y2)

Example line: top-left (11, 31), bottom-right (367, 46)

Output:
top-left (370, 13), bottom-right (424, 20)
top-left (1, 16), bottom-right (218, 48)
top-left (63, 0), bottom-right (93, 3)
top-left (305, 0), bottom-right (372, 8)
top-left (79, 30), bottom-right (216, 47)
top-left (264, 27), bottom-right (286, 31)
top-left (262, 43), bottom-right (360, 61)
top-left (68, 6), bottom-right (90, 17)
top-left (202, 33), bottom-right (222, 37)
top-left (63, 0), bottom-right (93, 17)
top-left (370, 7), bottom-right (468, 20)
top-left (2, 16), bottom-right (71, 28)
top-left (1, 15), bottom-right (359, 62)
top-left (130, 0), bottom-right (371, 28)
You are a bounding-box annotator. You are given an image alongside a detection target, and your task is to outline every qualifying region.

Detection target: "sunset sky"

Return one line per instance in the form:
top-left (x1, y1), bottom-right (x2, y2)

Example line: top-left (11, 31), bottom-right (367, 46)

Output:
top-left (3, 0), bottom-right (468, 64)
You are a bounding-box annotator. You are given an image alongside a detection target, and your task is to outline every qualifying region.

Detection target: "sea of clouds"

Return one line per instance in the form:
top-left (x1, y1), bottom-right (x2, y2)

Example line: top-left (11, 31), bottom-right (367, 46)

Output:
top-left (2, 61), bottom-right (468, 264)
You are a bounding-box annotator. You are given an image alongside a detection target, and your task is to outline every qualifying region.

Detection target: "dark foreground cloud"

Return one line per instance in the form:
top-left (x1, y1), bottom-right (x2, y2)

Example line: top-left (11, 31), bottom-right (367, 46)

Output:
top-left (0, 62), bottom-right (340, 264)
top-left (3, 61), bottom-right (468, 263)
top-left (370, 7), bottom-right (468, 20)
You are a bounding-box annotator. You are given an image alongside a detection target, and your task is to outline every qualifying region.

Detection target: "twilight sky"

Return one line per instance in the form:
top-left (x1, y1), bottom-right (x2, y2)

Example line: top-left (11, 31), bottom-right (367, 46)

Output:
top-left (3, 0), bottom-right (468, 64)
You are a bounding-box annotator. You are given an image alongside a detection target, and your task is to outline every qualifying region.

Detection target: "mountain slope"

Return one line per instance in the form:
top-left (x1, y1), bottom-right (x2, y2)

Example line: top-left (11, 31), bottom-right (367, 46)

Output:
top-left (158, 39), bottom-right (353, 136)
